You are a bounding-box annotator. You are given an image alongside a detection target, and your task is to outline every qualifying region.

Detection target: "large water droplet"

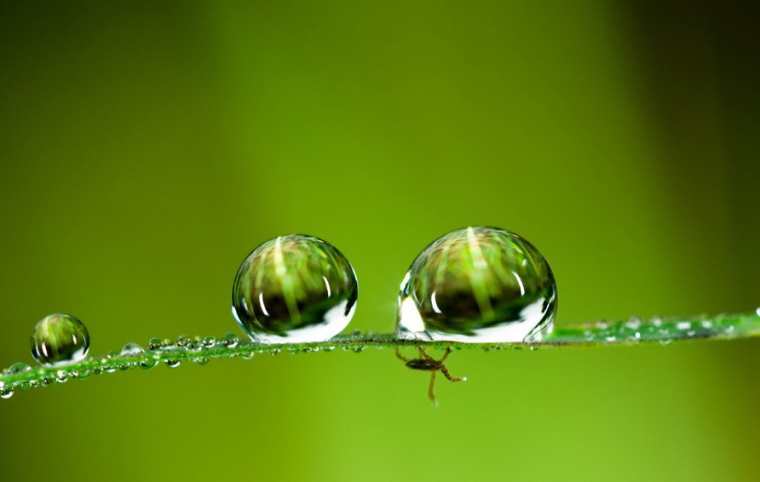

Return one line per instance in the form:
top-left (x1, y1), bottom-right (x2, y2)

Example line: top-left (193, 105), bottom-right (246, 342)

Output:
top-left (396, 227), bottom-right (557, 343)
top-left (232, 235), bottom-right (358, 343)
top-left (31, 313), bottom-right (90, 367)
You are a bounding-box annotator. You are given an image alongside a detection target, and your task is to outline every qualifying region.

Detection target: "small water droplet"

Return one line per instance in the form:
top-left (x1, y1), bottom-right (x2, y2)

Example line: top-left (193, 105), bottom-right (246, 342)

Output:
top-left (755, 307), bottom-right (760, 317)
top-left (4, 362), bottom-right (32, 376)
top-left (147, 338), bottom-right (162, 350)
top-left (240, 352), bottom-right (254, 360)
top-left (31, 313), bottom-right (90, 367)
top-left (164, 359), bottom-right (181, 368)
top-left (396, 227), bottom-right (556, 343)
top-left (176, 336), bottom-right (191, 348)
top-left (140, 357), bottom-right (159, 369)
top-left (55, 370), bottom-right (68, 383)
top-left (192, 357), bottom-right (209, 365)
top-left (651, 317), bottom-right (663, 327)
top-left (120, 343), bottom-right (145, 357)
top-left (659, 339), bottom-right (673, 345)
top-left (676, 321), bottom-right (691, 331)
top-left (605, 336), bottom-right (616, 343)
top-left (529, 345), bottom-right (539, 351)
top-left (352, 346), bottom-right (365, 353)
top-left (625, 317), bottom-right (642, 330)
top-left (700, 320), bottom-right (713, 329)
top-left (222, 333), bottom-right (239, 348)
top-left (1, 388), bottom-right (14, 399)
top-left (202, 336), bottom-right (216, 348)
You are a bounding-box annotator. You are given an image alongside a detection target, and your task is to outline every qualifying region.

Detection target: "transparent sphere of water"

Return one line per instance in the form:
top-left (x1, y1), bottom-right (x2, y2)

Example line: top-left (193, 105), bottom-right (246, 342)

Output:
top-left (232, 235), bottom-right (358, 343)
top-left (397, 226), bottom-right (557, 343)
top-left (31, 313), bottom-right (91, 367)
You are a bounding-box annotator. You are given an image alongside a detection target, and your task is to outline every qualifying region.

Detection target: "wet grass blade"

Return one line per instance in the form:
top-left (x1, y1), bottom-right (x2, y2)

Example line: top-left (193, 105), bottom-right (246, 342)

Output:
top-left (2, 310), bottom-right (759, 399)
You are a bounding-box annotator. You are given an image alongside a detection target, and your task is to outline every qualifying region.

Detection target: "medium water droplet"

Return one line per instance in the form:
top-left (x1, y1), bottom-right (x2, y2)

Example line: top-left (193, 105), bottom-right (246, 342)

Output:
top-left (396, 227), bottom-right (557, 343)
top-left (31, 313), bottom-right (90, 367)
top-left (120, 343), bottom-right (145, 357)
top-left (232, 235), bottom-right (358, 343)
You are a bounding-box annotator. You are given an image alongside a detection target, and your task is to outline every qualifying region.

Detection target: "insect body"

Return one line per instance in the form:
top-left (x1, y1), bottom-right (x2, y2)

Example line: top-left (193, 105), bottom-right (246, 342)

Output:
top-left (396, 346), bottom-right (466, 404)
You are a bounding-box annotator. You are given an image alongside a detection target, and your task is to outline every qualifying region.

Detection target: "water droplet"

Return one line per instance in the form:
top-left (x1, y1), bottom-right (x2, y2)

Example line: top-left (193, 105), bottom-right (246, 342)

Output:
top-left (120, 343), bottom-right (145, 357)
top-left (4, 362), bottom-right (32, 376)
top-left (232, 234), bottom-right (358, 343)
top-left (676, 321), bottom-right (691, 331)
top-left (140, 356), bottom-right (159, 369)
top-left (176, 336), bottom-right (191, 348)
top-left (164, 359), bottom-right (181, 368)
top-left (222, 333), bottom-right (239, 348)
top-left (1, 387), bottom-right (14, 399)
top-left (202, 336), bottom-right (216, 348)
top-left (147, 338), bottom-right (162, 350)
top-left (55, 370), bottom-right (68, 384)
top-left (625, 317), bottom-right (642, 330)
top-left (755, 307), bottom-right (760, 317)
top-left (31, 313), bottom-right (90, 367)
top-left (396, 227), bottom-right (557, 343)
top-left (192, 357), bottom-right (209, 365)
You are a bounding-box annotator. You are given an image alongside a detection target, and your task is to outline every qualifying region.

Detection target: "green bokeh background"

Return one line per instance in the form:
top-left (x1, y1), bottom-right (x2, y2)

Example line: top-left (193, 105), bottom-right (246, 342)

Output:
top-left (1, 2), bottom-right (758, 481)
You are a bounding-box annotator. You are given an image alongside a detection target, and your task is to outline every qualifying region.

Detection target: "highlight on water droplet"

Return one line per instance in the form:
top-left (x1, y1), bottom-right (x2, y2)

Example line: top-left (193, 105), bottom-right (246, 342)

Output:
top-left (30, 313), bottom-right (90, 367)
top-left (396, 226), bottom-right (557, 343)
top-left (232, 234), bottom-right (358, 344)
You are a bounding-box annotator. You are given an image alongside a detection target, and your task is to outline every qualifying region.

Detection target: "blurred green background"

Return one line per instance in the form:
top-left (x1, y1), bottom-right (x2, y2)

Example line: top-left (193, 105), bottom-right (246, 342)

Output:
top-left (1, 2), bottom-right (758, 481)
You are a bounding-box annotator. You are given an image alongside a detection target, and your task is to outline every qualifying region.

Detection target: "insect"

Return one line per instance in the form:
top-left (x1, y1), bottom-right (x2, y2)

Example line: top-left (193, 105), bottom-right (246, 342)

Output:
top-left (395, 346), bottom-right (467, 404)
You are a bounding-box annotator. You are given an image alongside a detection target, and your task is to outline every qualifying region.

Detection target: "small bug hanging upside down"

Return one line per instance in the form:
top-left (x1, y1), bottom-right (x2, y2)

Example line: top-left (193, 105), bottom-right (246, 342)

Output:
top-left (396, 346), bottom-right (467, 404)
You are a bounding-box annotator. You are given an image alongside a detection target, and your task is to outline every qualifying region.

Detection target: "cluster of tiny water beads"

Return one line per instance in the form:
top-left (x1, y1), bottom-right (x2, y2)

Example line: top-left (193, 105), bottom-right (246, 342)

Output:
top-left (2, 229), bottom-right (760, 400)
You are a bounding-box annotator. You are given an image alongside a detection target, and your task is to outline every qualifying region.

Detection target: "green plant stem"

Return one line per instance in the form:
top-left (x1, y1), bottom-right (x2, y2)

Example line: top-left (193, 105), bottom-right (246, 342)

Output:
top-left (1, 310), bottom-right (759, 398)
